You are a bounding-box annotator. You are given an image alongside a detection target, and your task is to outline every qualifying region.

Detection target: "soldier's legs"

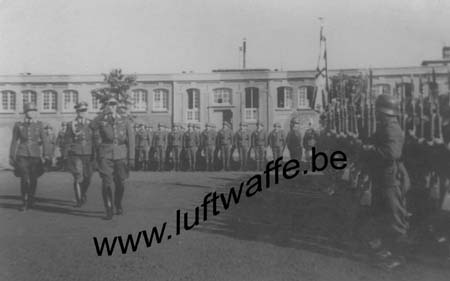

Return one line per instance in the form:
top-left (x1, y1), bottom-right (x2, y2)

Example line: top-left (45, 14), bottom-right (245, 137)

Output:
top-left (98, 158), bottom-right (115, 219)
top-left (175, 147), bottom-right (182, 171)
top-left (80, 155), bottom-right (93, 203)
top-left (69, 156), bottom-right (83, 206)
top-left (113, 160), bottom-right (128, 215)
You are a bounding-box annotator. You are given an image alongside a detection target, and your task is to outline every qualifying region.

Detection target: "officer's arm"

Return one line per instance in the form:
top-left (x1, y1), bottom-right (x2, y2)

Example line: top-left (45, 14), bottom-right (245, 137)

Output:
top-left (372, 134), bottom-right (402, 161)
top-left (64, 123), bottom-right (73, 158)
top-left (90, 120), bottom-right (101, 160)
top-left (127, 120), bottom-right (135, 161)
top-left (9, 123), bottom-right (19, 165)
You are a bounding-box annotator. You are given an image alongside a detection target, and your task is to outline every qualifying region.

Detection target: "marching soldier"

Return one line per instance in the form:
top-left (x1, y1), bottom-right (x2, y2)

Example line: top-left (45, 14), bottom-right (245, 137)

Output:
top-left (135, 124), bottom-right (151, 171)
top-left (251, 121), bottom-right (267, 171)
top-left (200, 123), bottom-right (217, 171)
top-left (286, 118), bottom-right (303, 162)
top-left (183, 123), bottom-right (200, 171)
top-left (234, 122), bottom-right (251, 171)
top-left (91, 97), bottom-right (135, 219)
top-left (217, 121), bottom-right (233, 171)
top-left (303, 118), bottom-right (319, 162)
top-left (168, 123), bottom-right (184, 171)
top-left (362, 94), bottom-right (410, 268)
top-left (65, 101), bottom-right (95, 207)
top-left (9, 102), bottom-right (51, 211)
top-left (268, 122), bottom-right (286, 161)
top-left (152, 123), bottom-right (168, 171)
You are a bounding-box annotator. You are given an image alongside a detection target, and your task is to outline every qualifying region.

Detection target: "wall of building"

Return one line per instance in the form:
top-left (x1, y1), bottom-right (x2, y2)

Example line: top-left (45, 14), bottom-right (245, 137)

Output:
top-left (1, 65), bottom-right (450, 168)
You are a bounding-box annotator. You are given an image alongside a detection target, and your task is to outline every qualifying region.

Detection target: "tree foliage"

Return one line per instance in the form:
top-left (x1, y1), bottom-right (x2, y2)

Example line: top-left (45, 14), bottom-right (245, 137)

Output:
top-left (91, 69), bottom-right (137, 113)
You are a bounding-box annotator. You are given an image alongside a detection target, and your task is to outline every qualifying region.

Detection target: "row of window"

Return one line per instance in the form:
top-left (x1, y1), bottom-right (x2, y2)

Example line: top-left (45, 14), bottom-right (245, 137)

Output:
top-left (0, 86), bottom-right (317, 122)
top-left (0, 89), bottom-right (170, 113)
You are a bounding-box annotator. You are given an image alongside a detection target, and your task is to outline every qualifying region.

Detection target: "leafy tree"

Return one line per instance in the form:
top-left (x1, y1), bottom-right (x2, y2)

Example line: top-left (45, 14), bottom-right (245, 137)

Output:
top-left (91, 69), bottom-right (137, 114)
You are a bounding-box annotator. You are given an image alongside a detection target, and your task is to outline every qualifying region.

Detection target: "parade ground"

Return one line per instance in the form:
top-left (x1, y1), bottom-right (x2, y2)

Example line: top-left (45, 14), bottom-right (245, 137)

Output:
top-left (0, 171), bottom-right (449, 281)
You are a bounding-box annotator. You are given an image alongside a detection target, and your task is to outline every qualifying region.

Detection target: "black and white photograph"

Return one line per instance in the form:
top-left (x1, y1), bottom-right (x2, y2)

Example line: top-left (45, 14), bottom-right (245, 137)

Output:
top-left (1, 0), bottom-right (450, 280)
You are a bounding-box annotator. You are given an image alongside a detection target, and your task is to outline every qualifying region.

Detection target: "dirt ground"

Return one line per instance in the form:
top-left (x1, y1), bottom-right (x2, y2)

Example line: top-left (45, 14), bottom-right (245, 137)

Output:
top-left (0, 170), bottom-right (449, 281)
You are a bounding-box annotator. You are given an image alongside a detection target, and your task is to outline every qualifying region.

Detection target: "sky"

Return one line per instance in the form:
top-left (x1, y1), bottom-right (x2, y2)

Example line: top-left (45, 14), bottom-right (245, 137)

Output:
top-left (0, 0), bottom-right (449, 75)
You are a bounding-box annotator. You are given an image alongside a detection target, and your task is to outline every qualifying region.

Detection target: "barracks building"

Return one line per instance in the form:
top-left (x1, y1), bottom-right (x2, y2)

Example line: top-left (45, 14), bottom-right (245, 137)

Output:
top-left (0, 48), bottom-right (450, 168)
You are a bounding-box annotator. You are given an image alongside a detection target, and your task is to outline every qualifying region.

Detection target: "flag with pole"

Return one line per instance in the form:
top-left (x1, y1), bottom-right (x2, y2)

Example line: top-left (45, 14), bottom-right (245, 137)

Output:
top-left (313, 19), bottom-right (329, 113)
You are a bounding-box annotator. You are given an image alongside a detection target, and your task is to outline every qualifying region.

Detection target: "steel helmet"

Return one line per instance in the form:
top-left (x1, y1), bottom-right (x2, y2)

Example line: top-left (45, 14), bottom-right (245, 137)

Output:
top-left (375, 94), bottom-right (400, 116)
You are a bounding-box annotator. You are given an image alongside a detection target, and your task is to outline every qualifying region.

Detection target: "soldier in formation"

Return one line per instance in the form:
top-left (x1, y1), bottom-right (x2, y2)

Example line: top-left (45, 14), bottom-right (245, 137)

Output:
top-left (234, 122), bottom-right (251, 171)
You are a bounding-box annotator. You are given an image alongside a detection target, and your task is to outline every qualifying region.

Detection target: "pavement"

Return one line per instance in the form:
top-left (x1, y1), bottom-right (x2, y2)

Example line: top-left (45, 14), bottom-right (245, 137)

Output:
top-left (0, 170), bottom-right (449, 281)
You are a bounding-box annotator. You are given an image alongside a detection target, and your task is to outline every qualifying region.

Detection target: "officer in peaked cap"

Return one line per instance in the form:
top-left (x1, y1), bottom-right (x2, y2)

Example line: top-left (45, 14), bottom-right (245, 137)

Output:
top-left (234, 122), bottom-right (251, 171)
top-left (268, 122), bottom-right (286, 161)
top-left (217, 121), bottom-right (233, 171)
top-left (90, 97), bottom-right (135, 219)
top-left (9, 102), bottom-right (52, 211)
top-left (152, 122), bottom-right (168, 171)
top-left (65, 101), bottom-right (95, 207)
top-left (286, 118), bottom-right (302, 162)
top-left (251, 121), bottom-right (267, 171)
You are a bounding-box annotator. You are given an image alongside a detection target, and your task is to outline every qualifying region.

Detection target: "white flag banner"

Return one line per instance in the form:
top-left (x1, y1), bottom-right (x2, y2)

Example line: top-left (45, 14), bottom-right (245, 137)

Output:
top-left (313, 22), bottom-right (329, 113)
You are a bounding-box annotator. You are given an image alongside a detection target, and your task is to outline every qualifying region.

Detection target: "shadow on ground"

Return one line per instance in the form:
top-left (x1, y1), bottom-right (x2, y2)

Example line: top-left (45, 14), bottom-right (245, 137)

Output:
top-left (193, 174), bottom-right (450, 270)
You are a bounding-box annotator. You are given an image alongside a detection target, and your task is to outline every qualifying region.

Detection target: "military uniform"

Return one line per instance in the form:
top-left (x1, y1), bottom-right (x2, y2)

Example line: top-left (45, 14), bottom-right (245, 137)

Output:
top-left (200, 123), bottom-right (217, 171)
top-left (91, 97), bottom-right (135, 219)
top-left (168, 124), bottom-right (184, 171)
top-left (183, 124), bottom-right (200, 171)
top-left (152, 123), bottom-right (168, 171)
top-left (65, 101), bottom-right (95, 206)
top-left (217, 122), bottom-right (233, 171)
top-left (234, 123), bottom-right (251, 171)
top-left (363, 94), bottom-right (410, 260)
top-left (9, 103), bottom-right (51, 211)
top-left (303, 124), bottom-right (319, 162)
top-left (268, 123), bottom-right (286, 161)
top-left (251, 122), bottom-right (267, 171)
top-left (286, 119), bottom-right (303, 162)
top-left (136, 124), bottom-right (152, 170)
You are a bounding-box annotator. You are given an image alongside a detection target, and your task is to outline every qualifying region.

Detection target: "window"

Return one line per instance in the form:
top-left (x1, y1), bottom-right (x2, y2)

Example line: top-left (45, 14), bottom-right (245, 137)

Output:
top-left (91, 94), bottom-right (101, 112)
top-left (277, 87), bottom-right (293, 109)
top-left (213, 88), bottom-right (232, 105)
top-left (298, 86), bottom-right (314, 109)
top-left (63, 90), bottom-right (79, 112)
top-left (245, 87), bottom-right (259, 121)
top-left (373, 84), bottom-right (391, 96)
top-left (1, 90), bottom-right (16, 112)
top-left (131, 89), bottom-right (148, 112)
top-left (22, 90), bottom-right (37, 106)
top-left (42, 90), bottom-right (57, 112)
top-left (153, 89), bottom-right (168, 111)
top-left (395, 83), bottom-right (412, 99)
top-left (186, 88), bottom-right (200, 122)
